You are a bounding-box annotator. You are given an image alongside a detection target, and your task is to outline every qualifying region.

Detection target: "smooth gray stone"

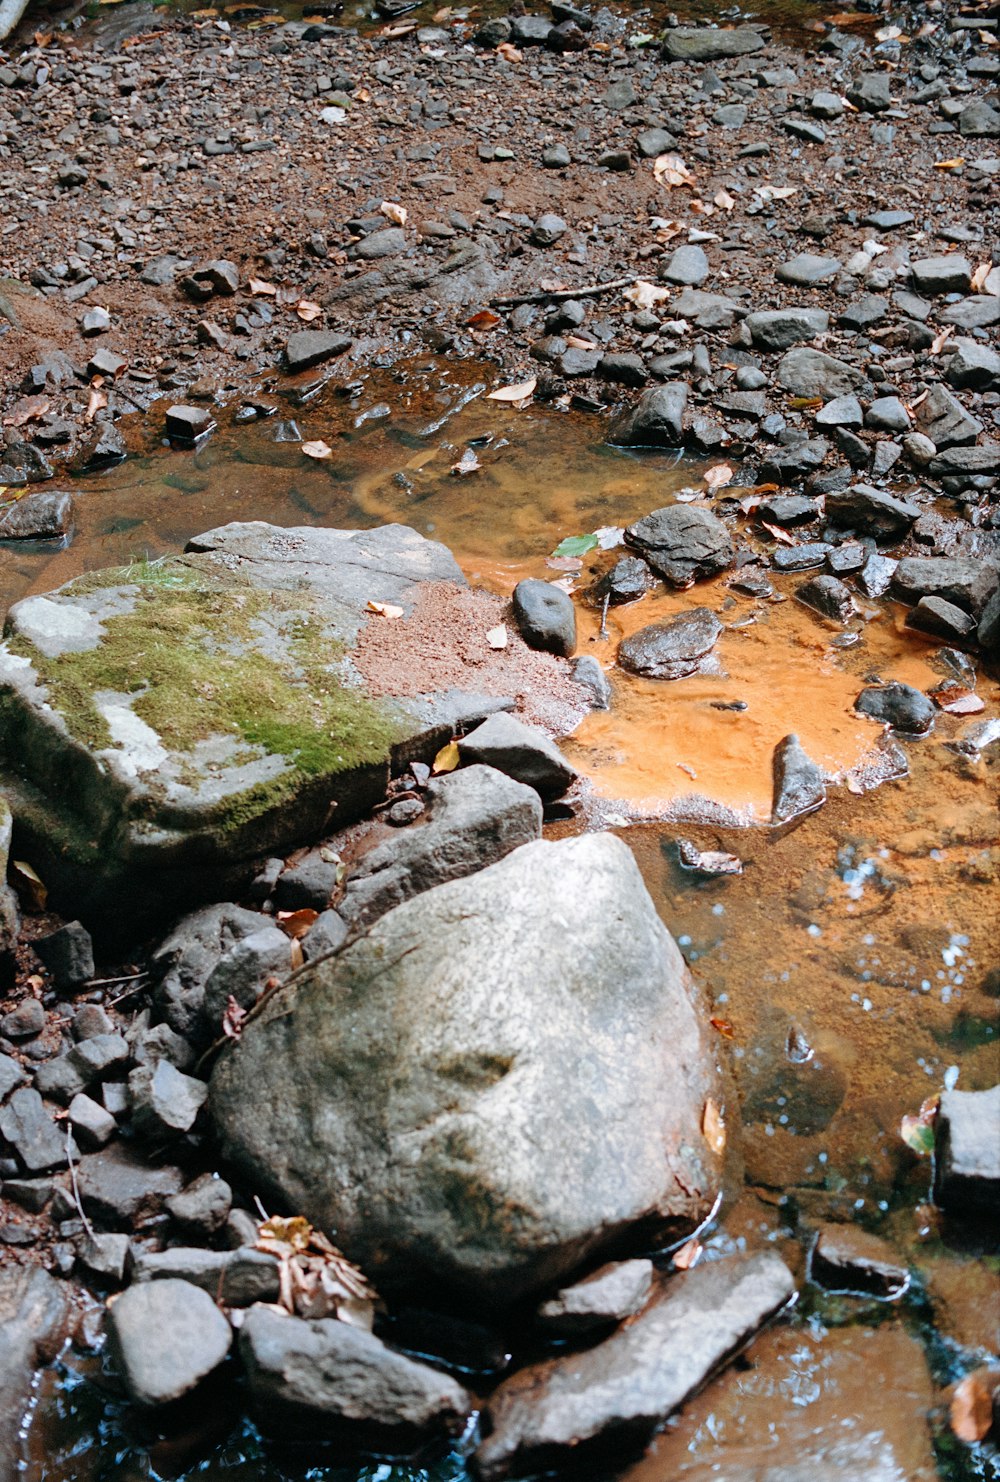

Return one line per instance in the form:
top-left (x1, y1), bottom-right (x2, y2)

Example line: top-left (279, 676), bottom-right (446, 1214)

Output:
top-left (772, 734), bottom-right (826, 824)
top-left (105, 1279), bottom-right (232, 1407)
top-left (745, 308), bottom-right (829, 352)
top-left (617, 609), bottom-right (723, 680)
top-left (456, 714), bottom-right (577, 802)
top-left (935, 1084), bottom-right (1000, 1217)
top-left (625, 505), bottom-right (733, 586)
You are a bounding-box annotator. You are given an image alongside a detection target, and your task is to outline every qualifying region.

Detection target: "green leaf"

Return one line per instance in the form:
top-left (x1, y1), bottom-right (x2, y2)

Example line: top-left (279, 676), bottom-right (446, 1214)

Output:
top-left (900, 1115), bottom-right (935, 1157)
top-left (552, 533), bottom-right (598, 557)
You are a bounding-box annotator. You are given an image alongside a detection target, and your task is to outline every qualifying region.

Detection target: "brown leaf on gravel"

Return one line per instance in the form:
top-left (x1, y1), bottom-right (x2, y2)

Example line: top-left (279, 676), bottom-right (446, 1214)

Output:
top-left (654, 152), bottom-right (696, 189)
top-left (85, 386), bottom-right (108, 423)
top-left (465, 309), bottom-right (502, 329)
top-left (3, 396), bottom-right (50, 427)
top-left (714, 188), bottom-right (736, 211)
top-left (760, 521), bottom-right (797, 546)
top-left (703, 463), bottom-right (734, 490)
top-left (929, 686), bottom-right (984, 715)
top-left (295, 300), bottom-right (323, 322)
top-left (971, 262), bottom-right (992, 293)
top-left (933, 158), bottom-right (965, 170)
top-left (248, 276), bottom-right (277, 296)
top-left (379, 200), bottom-right (407, 226)
top-left (496, 41), bottom-right (523, 61)
top-left (930, 325), bottom-right (954, 355)
top-left (366, 600), bottom-right (404, 618)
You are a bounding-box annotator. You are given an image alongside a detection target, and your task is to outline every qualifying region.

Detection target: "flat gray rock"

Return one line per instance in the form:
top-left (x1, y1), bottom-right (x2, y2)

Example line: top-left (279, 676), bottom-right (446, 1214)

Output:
top-left (825, 484), bottom-right (920, 541)
top-left (625, 505), bottom-right (734, 586)
top-left (211, 834), bottom-right (724, 1307)
top-left (892, 556), bottom-right (999, 618)
top-left (745, 308), bottom-right (829, 352)
top-left (777, 348), bottom-right (866, 399)
top-left (662, 25), bottom-right (766, 61)
top-left (618, 609), bottom-right (723, 680)
top-left (105, 1278), bottom-right (232, 1407)
top-left (772, 734), bottom-right (826, 825)
top-left (474, 1251), bottom-right (796, 1480)
top-left (776, 254), bottom-right (842, 287)
top-left (456, 713), bottom-right (577, 801)
top-left (239, 1304), bottom-right (472, 1447)
top-left (340, 764), bottom-right (541, 931)
top-left (537, 1258), bottom-right (653, 1337)
top-left (935, 1084), bottom-right (1000, 1217)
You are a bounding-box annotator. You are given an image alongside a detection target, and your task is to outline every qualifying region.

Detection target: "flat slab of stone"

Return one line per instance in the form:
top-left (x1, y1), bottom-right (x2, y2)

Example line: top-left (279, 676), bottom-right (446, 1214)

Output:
top-left (935, 1084), bottom-right (1000, 1217)
top-left (625, 506), bottom-right (734, 586)
top-left (210, 834), bottom-right (724, 1308)
top-left (662, 25), bottom-right (766, 61)
top-left (474, 1251), bottom-right (796, 1480)
top-left (239, 1304), bottom-right (472, 1448)
top-left (618, 609), bottom-right (723, 680)
top-left (0, 523), bottom-right (568, 932)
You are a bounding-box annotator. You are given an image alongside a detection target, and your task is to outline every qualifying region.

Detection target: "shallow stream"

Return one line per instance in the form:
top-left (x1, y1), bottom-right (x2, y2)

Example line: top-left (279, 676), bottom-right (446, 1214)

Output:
top-left (9, 363), bottom-right (1000, 1481)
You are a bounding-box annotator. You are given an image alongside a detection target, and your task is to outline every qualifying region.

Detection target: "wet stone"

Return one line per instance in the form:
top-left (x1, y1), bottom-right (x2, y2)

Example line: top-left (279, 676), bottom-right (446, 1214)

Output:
top-left (511, 578), bottom-right (576, 656)
top-left (757, 495), bottom-right (820, 527)
top-left (77, 1230), bottom-right (131, 1287)
top-left (773, 543), bottom-right (832, 573)
top-left (777, 348), bottom-right (866, 400)
top-left (905, 596), bottom-right (977, 642)
top-left (284, 330), bottom-right (352, 373)
top-left (165, 1172), bottom-right (232, 1236)
top-left (1, 997), bottom-right (45, 1039)
top-left (811, 1224), bottom-right (909, 1299)
top-left (239, 1303), bottom-right (473, 1448)
top-left (587, 556), bottom-right (654, 606)
top-left (934, 1084), bottom-right (1000, 1218)
top-left (611, 383), bottom-right (687, 448)
top-left (772, 733), bottom-right (826, 824)
top-left (865, 396), bottom-right (909, 433)
top-left (892, 556), bottom-right (1000, 618)
top-left (475, 1252), bottom-right (795, 1481)
top-left (617, 608), bottom-right (723, 681)
top-left (797, 574), bottom-right (856, 624)
top-left (536, 1258), bottom-right (653, 1338)
top-left (165, 405), bottom-right (215, 442)
top-left (0, 491), bottom-right (73, 542)
top-left (128, 1061), bottom-right (208, 1141)
top-left (913, 383), bottom-right (982, 449)
top-left (825, 484), bottom-right (920, 541)
top-left (855, 682), bottom-right (936, 735)
top-left (625, 505), bottom-right (733, 586)
top-left (67, 1092), bottom-right (116, 1150)
top-left (945, 339), bottom-right (1000, 392)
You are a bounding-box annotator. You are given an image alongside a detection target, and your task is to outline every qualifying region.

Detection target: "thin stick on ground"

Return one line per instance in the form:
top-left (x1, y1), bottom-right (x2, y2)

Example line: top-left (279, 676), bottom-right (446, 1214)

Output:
top-left (66, 1127), bottom-right (94, 1241)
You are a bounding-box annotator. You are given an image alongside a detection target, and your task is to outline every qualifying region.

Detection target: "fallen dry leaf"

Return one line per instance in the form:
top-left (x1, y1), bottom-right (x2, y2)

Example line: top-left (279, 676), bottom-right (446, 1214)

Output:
top-left (451, 447), bottom-right (481, 476)
top-left (289, 938), bottom-right (304, 970)
top-left (248, 276), bottom-right (277, 296)
top-left (486, 377), bottom-right (537, 403)
top-left (222, 995), bottom-right (247, 1040)
top-left (302, 439), bottom-right (332, 459)
top-left (11, 860), bottom-right (47, 912)
top-left (710, 1016), bottom-right (735, 1039)
top-left (714, 188), bottom-right (736, 211)
top-left (486, 624), bottom-right (507, 650)
top-left (933, 158), bottom-right (965, 171)
top-left (703, 462), bottom-right (734, 490)
top-left (950, 1371), bottom-right (997, 1445)
top-left (277, 908), bottom-right (319, 939)
top-left (432, 739), bottom-right (460, 774)
top-left (380, 200), bottom-right (407, 227)
top-left (496, 41), bottom-right (523, 61)
top-left (930, 325), bottom-right (954, 355)
top-left (3, 395), bottom-right (50, 428)
top-left (653, 152), bottom-right (696, 189)
top-left (672, 1238), bottom-right (703, 1271)
top-left (760, 520), bottom-right (797, 546)
top-left (366, 600), bottom-right (404, 618)
top-left (465, 309), bottom-right (502, 330)
top-left (623, 279), bottom-right (671, 310)
top-left (85, 387), bottom-right (108, 423)
top-left (754, 185), bottom-right (797, 202)
top-left (296, 299), bottom-right (323, 323)
top-left (929, 686), bottom-right (985, 715)
top-left (702, 1098), bottom-right (726, 1156)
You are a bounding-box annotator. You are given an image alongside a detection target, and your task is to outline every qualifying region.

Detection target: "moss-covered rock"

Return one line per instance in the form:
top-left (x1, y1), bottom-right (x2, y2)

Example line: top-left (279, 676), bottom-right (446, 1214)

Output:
top-left (0, 523), bottom-right (487, 934)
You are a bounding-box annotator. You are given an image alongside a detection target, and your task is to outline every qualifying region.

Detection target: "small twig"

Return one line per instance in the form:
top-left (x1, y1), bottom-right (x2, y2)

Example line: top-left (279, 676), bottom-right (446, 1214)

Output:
top-left (88, 971), bottom-right (147, 990)
top-left (490, 274), bottom-right (639, 308)
top-left (599, 592), bottom-right (610, 641)
top-left (66, 1127), bottom-right (94, 1240)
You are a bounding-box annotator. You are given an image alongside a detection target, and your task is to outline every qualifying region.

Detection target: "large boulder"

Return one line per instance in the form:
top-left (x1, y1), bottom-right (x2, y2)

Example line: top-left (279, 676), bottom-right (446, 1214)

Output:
top-left (211, 834), bottom-right (724, 1308)
top-left (0, 523), bottom-right (570, 934)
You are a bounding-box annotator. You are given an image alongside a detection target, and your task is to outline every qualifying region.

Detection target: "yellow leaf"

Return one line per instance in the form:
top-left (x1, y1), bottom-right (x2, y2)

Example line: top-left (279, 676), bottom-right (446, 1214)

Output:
top-left (258, 1214), bottom-right (313, 1251)
top-left (933, 158), bottom-right (965, 171)
top-left (486, 377), bottom-right (537, 403)
top-left (653, 152), bottom-right (696, 189)
top-left (12, 861), bottom-right (47, 912)
top-left (432, 739), bottom-right (460, 774)
top-left (302, 440), bottom-right (332, 459)
top-left (380, 200), bottom-right (407, 226)
top-left (702, 1098), bottom-right (726, 1155)
top-left (366, 600), bottom-right (404, 618)
top-left (486, 624), bottom-right (507, 650)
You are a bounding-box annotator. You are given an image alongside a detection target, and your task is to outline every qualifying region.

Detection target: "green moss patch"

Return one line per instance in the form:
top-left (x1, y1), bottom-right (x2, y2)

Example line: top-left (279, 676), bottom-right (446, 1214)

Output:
top-left (12, 566), bottom-right (399, 781)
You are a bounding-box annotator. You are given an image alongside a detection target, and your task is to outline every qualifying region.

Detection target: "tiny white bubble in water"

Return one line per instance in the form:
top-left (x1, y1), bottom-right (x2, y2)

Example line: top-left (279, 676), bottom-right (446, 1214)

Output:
top-left (944, 1065), bottom-right (959, 1091)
